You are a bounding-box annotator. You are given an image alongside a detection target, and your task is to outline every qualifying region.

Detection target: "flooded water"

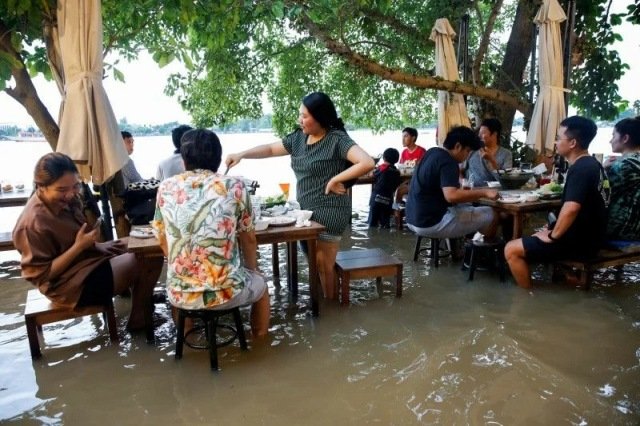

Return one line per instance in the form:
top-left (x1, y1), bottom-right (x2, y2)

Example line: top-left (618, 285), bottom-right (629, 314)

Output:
top-left (1, 130), bottom-right (638, 424)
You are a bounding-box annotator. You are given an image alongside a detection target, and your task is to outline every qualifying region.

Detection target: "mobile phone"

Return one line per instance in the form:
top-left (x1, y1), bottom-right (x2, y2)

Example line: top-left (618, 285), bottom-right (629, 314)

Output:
top-left (90, 217), bottom-right (103, 231)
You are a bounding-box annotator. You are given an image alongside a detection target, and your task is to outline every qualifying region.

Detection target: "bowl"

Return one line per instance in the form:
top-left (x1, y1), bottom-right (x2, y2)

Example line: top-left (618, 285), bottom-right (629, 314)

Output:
top-left (487, 181), bottom-right (501, 188)
top-left (523, 192), bottom-right (540, 202)
top-left (292, 209), bottom-right (313, 222)
top-left (498, 172), bottom-right (534, 190)
top-left (254, 218), bottom-right (270, 231)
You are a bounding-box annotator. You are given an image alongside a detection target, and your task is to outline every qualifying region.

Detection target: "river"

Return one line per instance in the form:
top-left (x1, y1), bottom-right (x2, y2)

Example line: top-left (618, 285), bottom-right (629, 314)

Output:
top-left (1, 129), bottom-right (638, 424)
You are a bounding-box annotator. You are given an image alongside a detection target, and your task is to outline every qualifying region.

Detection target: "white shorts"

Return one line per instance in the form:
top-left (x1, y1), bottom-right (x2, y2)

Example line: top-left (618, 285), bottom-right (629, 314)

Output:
top-left (210, 269), bottom-right (267, 310)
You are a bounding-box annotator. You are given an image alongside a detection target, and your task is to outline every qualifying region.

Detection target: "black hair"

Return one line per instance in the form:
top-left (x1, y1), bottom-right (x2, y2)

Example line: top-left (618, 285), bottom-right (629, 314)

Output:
top-left (302, 92), bottom-right (346, 132)
top-left (480, 118), bottom-right (502, 140)
top-left (383, 148), bottom-right (400, 165)
top-left (172, 125), bottom-right (193, 153)
top-left (443, 126), bottom-right (483, 150)
top-left (402, 127), bottom-right (418, 139)
top-left (33, 152), bottom-right (78, 188)
top-left (614, 116), bottom-right (640, 147)
top-left (121, 131), bottom-right (132, 139)
top-left (559, 116), bottom-right (598, 150)
top-left (180, 129), bottom-right (222, 172)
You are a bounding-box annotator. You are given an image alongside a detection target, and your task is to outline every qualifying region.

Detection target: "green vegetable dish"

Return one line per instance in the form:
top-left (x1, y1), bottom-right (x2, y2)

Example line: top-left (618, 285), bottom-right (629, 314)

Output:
top-left (263, 194), bottom-right (287, 208)
top-left (540, 183), bottom-right (563, 193)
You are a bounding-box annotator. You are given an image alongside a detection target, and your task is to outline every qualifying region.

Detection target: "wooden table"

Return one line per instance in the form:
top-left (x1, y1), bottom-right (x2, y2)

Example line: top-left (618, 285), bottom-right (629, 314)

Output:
top-left (0, 190), bottom-right (30, 208)
top-left (477, 190), bottom-right (562, 239)
top-left (127, 221), bottom-right (326, 317)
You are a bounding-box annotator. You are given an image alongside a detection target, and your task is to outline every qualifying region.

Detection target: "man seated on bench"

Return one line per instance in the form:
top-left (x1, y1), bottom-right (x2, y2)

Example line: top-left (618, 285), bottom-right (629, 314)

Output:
top-left (505, 116), bottom-right (610, 288)
top-left (13, 153), bottom-right (162, 331)
top-left (405, 126), bottom-right (500, 242)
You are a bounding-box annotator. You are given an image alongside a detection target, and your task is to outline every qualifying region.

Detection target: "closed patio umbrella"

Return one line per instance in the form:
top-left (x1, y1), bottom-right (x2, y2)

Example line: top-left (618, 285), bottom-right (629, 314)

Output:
top-left (525, 0), bottom-right (567, 156)
top-left (430, 18), bottom-right (471, 145)
top-left (54, 0), bottom-right (128, 185)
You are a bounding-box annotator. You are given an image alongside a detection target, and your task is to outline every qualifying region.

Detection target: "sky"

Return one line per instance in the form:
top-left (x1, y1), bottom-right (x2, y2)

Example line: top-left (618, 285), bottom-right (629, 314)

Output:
top-left (1, 2), bottom-right (638, 128)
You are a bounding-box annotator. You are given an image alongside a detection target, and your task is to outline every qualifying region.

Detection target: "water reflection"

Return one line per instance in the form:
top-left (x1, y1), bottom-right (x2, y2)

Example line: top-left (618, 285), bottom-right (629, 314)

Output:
top-left (1, 210), bottom-right (639, 423)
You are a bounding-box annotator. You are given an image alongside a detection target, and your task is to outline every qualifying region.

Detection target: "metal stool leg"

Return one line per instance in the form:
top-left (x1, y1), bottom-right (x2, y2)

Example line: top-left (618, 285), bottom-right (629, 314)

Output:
top-left (175, 309), bottom-right (185, 360)
top-left (468, 246), bottom-right (477, 281)
top-left (207, 315), bottom-right (220, 371)
top-left (413, 236), bottom-right (423, 261)
top-left (432, 238), bottom-right (440, 267)
top-left (232, 308), bottom-right (248, 350)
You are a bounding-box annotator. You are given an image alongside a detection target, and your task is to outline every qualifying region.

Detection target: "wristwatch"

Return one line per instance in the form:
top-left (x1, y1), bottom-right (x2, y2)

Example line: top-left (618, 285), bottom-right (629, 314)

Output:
top-left (548, 231), bottom-right (559, 242)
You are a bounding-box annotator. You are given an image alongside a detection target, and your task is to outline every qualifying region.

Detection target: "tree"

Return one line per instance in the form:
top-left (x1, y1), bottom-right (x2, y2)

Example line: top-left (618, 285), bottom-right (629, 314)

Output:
top-left (1, 0), bottom-right (637, 149)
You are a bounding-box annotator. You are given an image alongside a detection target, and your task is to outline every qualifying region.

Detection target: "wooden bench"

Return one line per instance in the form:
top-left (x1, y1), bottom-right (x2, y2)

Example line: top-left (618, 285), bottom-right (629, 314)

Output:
top-left (334, 248), bottom-right (403, 306)
top-left (24, 289), bottom-right (118, 359)
top-left (0, 231), bottom-right (15, 251)
top-left (554, 247), bottom-right (640, 289)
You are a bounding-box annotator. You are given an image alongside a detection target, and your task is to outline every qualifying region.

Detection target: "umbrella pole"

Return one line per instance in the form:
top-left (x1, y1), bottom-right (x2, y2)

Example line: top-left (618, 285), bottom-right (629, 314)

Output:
top-left (563, 0), bottom-right (576, 114)
top-left (99, 184), bottom-right (115, 241)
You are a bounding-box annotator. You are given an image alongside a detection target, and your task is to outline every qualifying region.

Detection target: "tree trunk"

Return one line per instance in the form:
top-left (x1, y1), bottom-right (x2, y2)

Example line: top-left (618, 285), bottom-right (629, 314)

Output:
top-left (0, 21), bottom-right (59, 150)
top-left (479, 0), bottom-right (538, 142)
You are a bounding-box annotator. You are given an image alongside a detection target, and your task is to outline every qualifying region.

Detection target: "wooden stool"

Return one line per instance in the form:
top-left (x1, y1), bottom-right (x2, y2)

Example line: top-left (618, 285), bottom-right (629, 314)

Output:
top-left (392, 203), bottom-right (405, 230)
top-left (466, 239), bottom-right (506, 282)
top-left (24, 289), bottom-right (118, 359)
top-left (335, 248), bottom-right (403, 306)
top-left (174, 306), bottom-right (248, 371)
top-left (413, 236), bottom-right (450, 267)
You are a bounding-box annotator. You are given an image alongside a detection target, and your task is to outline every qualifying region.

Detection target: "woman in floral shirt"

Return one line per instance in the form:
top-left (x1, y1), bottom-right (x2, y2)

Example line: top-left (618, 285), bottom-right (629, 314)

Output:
top-left (152, 129), bottom-right (270, 337)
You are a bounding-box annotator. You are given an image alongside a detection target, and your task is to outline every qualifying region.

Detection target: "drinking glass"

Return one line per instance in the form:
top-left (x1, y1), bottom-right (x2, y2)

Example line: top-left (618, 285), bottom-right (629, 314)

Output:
top-left (279, 182), bottom-right (290, 199)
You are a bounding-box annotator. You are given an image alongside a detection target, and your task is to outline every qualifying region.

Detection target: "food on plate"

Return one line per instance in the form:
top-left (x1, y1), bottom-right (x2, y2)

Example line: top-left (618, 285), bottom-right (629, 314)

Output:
top-left (2, 184), bottom-right (13, 192)
top-left (540, 182), bottom-right (563, 193)
top-left (263, 193), bottom-right (287, 208)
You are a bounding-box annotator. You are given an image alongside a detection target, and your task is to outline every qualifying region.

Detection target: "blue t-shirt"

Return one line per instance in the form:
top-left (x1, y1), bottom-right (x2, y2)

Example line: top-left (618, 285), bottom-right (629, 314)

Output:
top-left (406, 147), bottom-right (460, 228)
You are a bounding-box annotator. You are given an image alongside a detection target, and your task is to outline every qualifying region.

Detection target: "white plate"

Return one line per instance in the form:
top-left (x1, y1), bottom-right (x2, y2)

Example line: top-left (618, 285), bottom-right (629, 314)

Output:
top-left (498, 197), bottom-right (522, 204)
top-left (268, 216), bottom-right (297, 227)
top-left (130, 228), bottom-right (155, 238)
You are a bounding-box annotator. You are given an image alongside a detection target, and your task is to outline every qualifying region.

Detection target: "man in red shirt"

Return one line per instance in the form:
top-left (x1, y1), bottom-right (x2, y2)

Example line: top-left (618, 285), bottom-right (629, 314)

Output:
top-left (400, 127), bottom-right (427, 166)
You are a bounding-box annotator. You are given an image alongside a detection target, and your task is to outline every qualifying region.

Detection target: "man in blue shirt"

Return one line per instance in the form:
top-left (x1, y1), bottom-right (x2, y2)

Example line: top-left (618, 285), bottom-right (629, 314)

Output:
top-left (406, 126), bottom-right (499, 239)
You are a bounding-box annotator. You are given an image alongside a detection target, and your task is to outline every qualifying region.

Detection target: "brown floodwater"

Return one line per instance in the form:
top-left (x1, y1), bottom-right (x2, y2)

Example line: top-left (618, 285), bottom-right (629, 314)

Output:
top-left (1, 206), bottom-right (639, 424)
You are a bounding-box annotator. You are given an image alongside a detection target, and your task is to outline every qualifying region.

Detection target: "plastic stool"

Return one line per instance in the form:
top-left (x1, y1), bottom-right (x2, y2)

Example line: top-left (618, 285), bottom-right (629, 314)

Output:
top-left (466, 239), bottom-right (506, 282)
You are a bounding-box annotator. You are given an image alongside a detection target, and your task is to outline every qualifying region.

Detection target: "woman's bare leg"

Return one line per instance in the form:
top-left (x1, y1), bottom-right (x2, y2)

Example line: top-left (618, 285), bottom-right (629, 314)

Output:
top-left (316, 240), bottom-right (339, 299)
top-left (110, 253), bottom-right (162, 329)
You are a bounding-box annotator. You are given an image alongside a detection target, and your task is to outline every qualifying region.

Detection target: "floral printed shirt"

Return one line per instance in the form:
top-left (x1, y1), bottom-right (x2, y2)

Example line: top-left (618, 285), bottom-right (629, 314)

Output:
top-left (152, 169), bottom-right (254, 309)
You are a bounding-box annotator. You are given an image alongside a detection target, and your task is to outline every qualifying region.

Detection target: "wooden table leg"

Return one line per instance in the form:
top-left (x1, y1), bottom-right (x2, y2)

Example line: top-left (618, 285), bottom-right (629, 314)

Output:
top-left (306, 238), bottom-right (320, 317)
top-left (513, 213), bottom-right (524, 239)
top-left (287, 242), bottom-right (298, 297)
top-left (271, 243), bottom-right (280, 279)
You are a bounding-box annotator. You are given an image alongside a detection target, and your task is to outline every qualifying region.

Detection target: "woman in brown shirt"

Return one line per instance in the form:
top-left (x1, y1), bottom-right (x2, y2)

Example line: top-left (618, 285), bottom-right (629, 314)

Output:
top-left (13, 153), bottom-right (161, 330)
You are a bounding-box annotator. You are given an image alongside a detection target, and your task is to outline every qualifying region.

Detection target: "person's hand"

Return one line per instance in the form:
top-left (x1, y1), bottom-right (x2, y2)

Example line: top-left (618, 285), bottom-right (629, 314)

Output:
top-left (75, 224), bottom-right (98, 250)
top-left (534, 229), bottom-right (552, 242)
top-left (325, 179), bottom-right (347, 195)
top-left (603, 155), bottom-right (618, 168)
top-left (225, 153), bottom-right (243, 170)
top-left (483, 189), bottom-right (499, 200)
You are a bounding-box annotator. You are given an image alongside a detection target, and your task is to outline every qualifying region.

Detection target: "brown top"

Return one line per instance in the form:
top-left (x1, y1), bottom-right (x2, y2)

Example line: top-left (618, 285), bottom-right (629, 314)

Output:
top-left (12, 193), bottom-right (110, 307)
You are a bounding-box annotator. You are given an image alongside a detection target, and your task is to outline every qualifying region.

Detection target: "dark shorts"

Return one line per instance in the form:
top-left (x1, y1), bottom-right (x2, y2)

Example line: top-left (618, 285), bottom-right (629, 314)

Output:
top-left (76, 261), bottom-right (114, 308)
top-left (522, 236), bottom-right (597, 263)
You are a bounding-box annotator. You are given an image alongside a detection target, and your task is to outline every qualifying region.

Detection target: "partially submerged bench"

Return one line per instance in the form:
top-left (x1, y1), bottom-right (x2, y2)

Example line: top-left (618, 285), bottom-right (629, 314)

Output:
top-left (335, 248), bottom-right (403, 306)
top-left (554, 242), bottom-right (640, 289)
top-left (24, 289), bottom-right (118, 359)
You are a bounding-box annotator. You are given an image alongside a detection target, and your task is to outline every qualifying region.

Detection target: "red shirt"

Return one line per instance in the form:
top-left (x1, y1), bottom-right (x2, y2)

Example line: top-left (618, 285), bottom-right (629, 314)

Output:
top-left (400, 145), bottom-right (427, 165)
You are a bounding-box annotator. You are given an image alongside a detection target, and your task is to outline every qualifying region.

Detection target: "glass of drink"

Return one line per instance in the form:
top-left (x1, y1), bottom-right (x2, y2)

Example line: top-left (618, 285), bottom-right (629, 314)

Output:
top-left (279, 182), bottom-right (290, 199)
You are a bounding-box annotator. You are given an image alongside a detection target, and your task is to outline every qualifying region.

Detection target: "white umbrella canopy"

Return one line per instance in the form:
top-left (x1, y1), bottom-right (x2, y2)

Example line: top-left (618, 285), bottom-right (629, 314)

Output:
top-left (54, 0), bottom-right (128, 185)
top-left (525, 0), bottom-right (567, 156)
top-left (430, 18), bottom-right (471, 145)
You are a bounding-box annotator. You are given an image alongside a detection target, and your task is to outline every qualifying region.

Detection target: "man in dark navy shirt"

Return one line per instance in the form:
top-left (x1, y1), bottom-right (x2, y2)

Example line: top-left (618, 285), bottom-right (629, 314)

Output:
top-left (406, 126), bottom-right (499, 240)
top-left (505, 116), bottom-right (610, 288)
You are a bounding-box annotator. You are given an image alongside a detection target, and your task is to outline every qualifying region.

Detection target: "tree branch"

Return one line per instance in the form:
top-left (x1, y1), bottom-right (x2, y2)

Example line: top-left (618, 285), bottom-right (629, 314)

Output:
top-left (298, 12), bottom-right (532, 117)
top-left (472, 0), bottom-right (504, 85)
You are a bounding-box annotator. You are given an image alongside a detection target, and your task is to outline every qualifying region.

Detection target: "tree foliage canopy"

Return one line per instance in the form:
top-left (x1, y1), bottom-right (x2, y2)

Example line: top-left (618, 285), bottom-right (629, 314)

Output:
top-left (0, 0), bottom-right (637, 145)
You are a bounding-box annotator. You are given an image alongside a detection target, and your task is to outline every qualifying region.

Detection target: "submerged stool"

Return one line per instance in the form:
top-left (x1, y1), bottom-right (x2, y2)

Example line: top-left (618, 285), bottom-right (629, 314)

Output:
top-left (174, 306), bottom-right (248, 371)
top-left (412, 236), bottom-right (450, 267)
top-left (466, 238), bottom-right (506, 282)
top-left (24, 289), bottom-right (118, 359)
top-left (335, 248), bottom-right (403, 306)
